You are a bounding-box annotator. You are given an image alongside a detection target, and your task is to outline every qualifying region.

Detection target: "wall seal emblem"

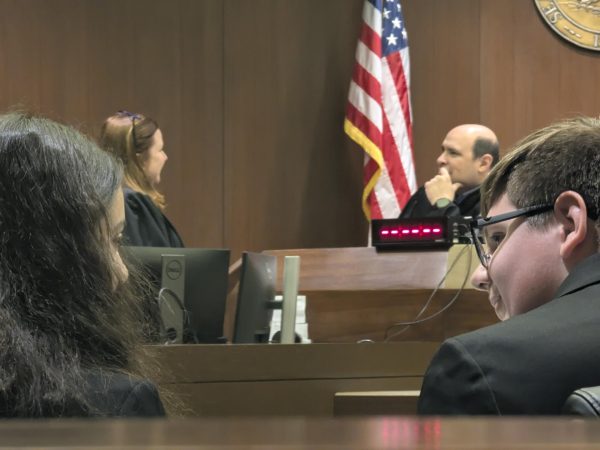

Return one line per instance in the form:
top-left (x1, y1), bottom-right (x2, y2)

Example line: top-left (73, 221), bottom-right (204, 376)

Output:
top-left (534, 0), bottom-right (600, 51)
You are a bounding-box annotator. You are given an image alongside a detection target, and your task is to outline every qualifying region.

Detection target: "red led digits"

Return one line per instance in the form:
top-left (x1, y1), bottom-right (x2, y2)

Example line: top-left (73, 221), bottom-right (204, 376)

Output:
top-left (379, 223), bottom-right (444, 240)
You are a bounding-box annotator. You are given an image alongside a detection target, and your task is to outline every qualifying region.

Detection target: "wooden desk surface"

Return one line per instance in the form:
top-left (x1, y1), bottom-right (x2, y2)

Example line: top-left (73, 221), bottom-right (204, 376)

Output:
top-left (0, 417), bottom-right (598, 449)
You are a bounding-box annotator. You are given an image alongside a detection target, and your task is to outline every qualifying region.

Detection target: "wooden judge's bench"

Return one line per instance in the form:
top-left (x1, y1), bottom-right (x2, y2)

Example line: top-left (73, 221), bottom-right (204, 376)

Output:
top-left (147, 246), bottom-right (498, 417)
top-left (226, 245), bottom-right (497, 343)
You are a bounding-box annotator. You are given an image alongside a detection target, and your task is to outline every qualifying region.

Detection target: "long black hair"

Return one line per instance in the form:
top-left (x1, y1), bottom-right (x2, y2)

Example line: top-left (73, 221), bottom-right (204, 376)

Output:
top-left (0, 113), bottom-right (151, 416)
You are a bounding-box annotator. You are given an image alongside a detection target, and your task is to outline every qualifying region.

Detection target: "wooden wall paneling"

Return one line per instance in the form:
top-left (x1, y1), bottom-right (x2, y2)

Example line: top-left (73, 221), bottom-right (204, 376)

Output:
top-left (37, 1), bottom-right (89, 124)
top-left (85, 0), bottom-right (137, 129)
top-left (224, 0), bottom-right (279, 260)
top-left (479, 0), bottom-right (519, 154)
top-left (403, 0), bottom-right (481, 186)
top-left (558, 47), bottom-right (600, 118)
top-left (174, 0), bottom-right (225, 248)
top-left (0, 1), bottom-right (38, 112)
top-left (557, 36), bottom-right (600, 119)
top-left (509, 0), bottom-right (561, 146)
top-left (224, 0), bottom-right (366, 260)
top-left (0, 1), bottom-right (89, 123)
top-left (0, 1), bottom-right (43, 112)
top-left (294, 0), bottom-right (367, 251)
top-left (481, 0), bottom-right (600, 153)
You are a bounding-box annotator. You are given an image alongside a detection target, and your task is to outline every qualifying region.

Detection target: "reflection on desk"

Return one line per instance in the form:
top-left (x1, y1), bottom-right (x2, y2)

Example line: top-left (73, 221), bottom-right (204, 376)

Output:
top-left (0, 416), bottom-right (596, 449)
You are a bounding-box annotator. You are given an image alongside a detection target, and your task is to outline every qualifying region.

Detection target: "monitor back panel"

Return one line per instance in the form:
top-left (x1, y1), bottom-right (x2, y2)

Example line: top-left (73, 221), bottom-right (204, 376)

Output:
top-left (233, 252), bottom-right (277, 344)
top-left (125, 246), bottom-right (230, 343)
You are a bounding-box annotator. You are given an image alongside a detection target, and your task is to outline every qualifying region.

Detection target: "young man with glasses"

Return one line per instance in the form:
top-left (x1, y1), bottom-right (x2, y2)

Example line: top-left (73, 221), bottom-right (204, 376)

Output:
top-left (418, 117), bottom-right (600, 415)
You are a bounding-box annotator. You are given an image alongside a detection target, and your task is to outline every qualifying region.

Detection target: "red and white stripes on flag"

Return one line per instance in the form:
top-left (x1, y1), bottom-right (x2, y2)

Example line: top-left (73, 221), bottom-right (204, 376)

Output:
top-left (344, 0), bottom-right (417, 220)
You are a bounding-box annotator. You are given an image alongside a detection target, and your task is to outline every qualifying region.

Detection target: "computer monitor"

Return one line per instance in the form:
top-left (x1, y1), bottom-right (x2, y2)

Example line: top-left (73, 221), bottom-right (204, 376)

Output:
top-left (233, 252), bottom-right (277, 344)
top-left (124, 246), bottom-right (230, 343)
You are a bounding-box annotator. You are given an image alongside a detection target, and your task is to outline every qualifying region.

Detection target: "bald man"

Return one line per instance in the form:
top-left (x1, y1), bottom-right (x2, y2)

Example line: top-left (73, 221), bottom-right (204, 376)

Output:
top-left (400, 124), bottom-right (499, 219)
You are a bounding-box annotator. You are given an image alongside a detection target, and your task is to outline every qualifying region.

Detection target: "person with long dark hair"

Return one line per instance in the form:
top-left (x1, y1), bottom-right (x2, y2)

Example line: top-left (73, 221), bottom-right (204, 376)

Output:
top-left (100, 111), bottom-right (183, 247)
top-left (0, 112), bottom-right (165, 417)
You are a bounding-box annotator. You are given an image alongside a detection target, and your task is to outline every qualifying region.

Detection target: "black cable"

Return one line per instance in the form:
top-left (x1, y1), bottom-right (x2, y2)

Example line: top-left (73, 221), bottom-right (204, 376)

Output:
top-left (384, 241), bottom-right (473, 342)
top-left (157, 287), bottom-right (189, 345)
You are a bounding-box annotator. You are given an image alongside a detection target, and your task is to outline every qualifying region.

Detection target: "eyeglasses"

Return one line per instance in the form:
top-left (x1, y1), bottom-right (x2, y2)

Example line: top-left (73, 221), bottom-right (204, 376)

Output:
top-left (117, 110), bottom-right (142, 150)
top-left (470, 203), bottom-right (554, 268)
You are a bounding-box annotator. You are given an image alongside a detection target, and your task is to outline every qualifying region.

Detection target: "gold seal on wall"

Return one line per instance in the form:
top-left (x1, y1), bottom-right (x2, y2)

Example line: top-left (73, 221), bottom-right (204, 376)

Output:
top-left (535, 0), bottom-right (600, 51)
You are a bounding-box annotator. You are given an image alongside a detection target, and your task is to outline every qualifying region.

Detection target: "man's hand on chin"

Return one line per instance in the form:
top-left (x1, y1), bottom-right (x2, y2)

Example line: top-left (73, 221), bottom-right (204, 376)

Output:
top-left (424, 167), bottom-right (462, 205)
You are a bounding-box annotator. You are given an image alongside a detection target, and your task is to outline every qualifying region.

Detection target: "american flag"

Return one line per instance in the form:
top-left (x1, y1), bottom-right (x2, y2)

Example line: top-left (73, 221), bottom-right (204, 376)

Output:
top-left (344, 0), bottom-right (417, 220)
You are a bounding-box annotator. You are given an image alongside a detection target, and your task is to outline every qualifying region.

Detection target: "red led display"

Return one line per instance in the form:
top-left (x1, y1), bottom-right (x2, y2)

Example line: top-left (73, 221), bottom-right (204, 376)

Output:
top-left (379, 224), bottom-right (444, 241)
top-left (372, 217), bottom-right (458, 249)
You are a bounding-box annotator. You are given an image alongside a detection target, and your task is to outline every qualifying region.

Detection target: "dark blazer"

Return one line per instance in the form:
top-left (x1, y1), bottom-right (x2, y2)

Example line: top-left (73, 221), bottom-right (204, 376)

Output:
top-left (123, 188), bottom-right (184, 248)
top-left (82, 372), bottom-right (166, 417)
top-left (400, 185), bottom-right (481, 219)
top-left (0, 372), bottom-right (166, 418)
top-left (418, 253), bottom-right (600, 415)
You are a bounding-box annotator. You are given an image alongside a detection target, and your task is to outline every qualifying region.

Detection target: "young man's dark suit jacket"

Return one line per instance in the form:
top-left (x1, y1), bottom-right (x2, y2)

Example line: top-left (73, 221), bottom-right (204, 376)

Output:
top-left (123, 188), bottom-right (184, 248)
top-left (418, 253), bottom-right (600, 415)
top-left (400, 186), bottom-right (481, 219)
